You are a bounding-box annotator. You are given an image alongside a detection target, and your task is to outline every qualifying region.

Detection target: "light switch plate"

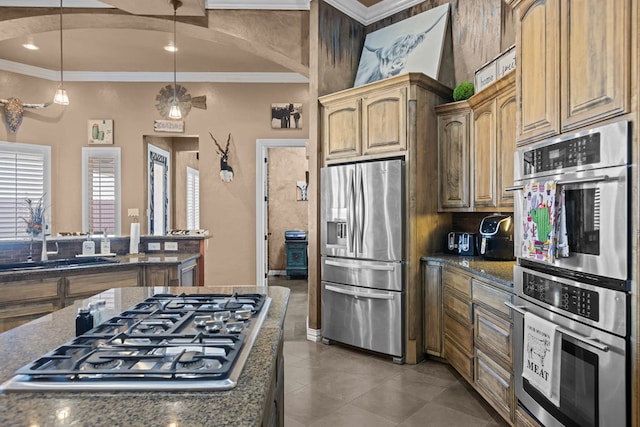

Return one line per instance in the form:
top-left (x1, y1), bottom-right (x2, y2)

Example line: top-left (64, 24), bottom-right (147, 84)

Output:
top-left (148, 242), bottom-right (161, 251)
top-left (164, 242), bottom-right (178, 251)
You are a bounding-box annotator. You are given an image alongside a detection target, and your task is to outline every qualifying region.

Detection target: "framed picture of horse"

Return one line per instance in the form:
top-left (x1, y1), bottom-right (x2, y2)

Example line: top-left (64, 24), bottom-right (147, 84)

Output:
top-left (271, 103), bottom-right (303, 129)
top-left (353, 3), bottom-right (449, 87)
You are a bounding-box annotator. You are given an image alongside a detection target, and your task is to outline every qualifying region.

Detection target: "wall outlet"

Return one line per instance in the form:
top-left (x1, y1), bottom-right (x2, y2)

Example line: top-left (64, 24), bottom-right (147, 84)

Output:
top-left (148, 242), bottom-right (161, 251)
top-left (164, 242), bottom-right (178, 251)
top-left (127, 208), bottom-right (139, 217)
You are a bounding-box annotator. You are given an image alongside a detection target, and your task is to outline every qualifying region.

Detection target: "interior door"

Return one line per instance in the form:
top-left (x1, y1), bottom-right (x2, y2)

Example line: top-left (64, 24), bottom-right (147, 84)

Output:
top-left (148, 144), bottom-right (171, 236)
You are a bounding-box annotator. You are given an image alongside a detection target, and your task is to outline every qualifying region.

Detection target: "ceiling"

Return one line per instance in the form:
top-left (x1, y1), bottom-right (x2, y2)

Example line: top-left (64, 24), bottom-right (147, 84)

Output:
top-left (0, 0), bottom-right (420, 83)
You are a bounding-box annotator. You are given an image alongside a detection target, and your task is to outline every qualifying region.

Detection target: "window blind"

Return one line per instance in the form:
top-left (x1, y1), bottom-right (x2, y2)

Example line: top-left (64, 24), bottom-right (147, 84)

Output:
top-left (0, 143), bottom-right (50, 239)
top-left (83, 148), bottom-right (121, 235)
top-left (186, 166), bottom-right (199, 230)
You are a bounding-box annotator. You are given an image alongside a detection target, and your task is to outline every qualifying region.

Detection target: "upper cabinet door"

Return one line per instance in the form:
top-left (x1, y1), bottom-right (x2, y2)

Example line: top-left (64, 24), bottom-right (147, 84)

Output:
top-left (516, 0), bottom-right (559, 145)
top-left (322, 97), bottom-right (361, 160)
top-left (362, 86), bottom-right (407, 156)
top-left (436, 103), bottom-right (472, 211)
top-left (495, 86), bottom-right (516, 210)
top-left (472, 101), bottom-right (497, 209)
top-left (560, 0), bottom-right (630, 131)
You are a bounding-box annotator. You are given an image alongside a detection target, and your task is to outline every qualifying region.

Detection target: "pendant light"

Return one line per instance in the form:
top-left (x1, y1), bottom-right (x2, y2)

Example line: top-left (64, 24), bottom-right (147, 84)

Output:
top-left (168, 0), bottom-right (182, 120)
top-left (53, 0), bottom-right (69, 105)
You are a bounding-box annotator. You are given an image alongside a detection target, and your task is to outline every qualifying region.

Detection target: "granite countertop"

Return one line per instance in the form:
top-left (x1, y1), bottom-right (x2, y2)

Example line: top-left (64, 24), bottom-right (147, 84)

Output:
top-left (0, 285), bottom-right (290, 427)
top-left (0, 253), bottom-right (200, 278)
top-left (113, 253), bottom-right (200, 265)
top-left (422, 254), bottom-right (516, 287)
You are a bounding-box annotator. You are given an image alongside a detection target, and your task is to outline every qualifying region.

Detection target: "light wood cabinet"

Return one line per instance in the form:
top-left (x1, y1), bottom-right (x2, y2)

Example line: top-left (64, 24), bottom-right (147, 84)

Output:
top-left (559, 0), bottom-right (630, 131)
top-left (515, 406), bottom-right (542, 427)
top-left (0, 277), bottom-right (62, 332)
top-left (468, 72), bottom-right (516, 212)
top-left (513, 0), bottom-right (630, 145)
top-left (143, 259), bottom-right (198, 287)
top-left (515, 0), bottom-right (559, 145)
top-left (423, 261), bottom-right (443, 357)
top-left (443, 268), bottom-right (474, 383)
top-left (320, 73), bottom-right (453, 365)
top-left (435, 101), bottom-right (472, 211)
top-left (321, 97), bottom-right (361, 160)
top-left (361, 86), bottom-right (407, 155)
top-left (439, 264), bottom-right (516, 425)
top-left (65, 268), bottom-right (140, 303)
top-left (473, 277), bottom-right (515, 424)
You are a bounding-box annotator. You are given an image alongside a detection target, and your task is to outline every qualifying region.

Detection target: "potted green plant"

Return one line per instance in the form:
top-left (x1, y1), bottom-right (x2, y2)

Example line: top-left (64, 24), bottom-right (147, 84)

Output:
top-left (453, 81), bottom-right (475, 101)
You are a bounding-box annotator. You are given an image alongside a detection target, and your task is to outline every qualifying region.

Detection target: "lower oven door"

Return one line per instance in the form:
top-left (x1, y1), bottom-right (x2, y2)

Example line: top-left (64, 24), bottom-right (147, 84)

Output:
top-left (511, 297), bottom-right (627, 427)
top-left (321, 281), bottom-right (403, 359)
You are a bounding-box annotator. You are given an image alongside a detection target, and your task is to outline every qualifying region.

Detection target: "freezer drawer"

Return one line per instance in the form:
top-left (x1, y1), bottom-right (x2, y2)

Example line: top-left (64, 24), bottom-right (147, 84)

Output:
top-left (321, 281), bottom-right (403, 358)
top-left (321, 256), bottom-right (403, 292)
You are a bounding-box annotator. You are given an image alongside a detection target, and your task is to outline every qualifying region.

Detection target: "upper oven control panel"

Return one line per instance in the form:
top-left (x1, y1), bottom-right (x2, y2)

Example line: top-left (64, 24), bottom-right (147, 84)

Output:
top-left (514, 120), bottom-right (629, 180)
top-left (523, 133), bottom-right (600, 174)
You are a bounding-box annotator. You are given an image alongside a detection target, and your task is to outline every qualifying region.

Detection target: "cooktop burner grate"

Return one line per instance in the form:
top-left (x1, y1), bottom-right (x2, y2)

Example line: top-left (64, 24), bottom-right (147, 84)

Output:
top-left (1, 292), bottom-right (271, 391)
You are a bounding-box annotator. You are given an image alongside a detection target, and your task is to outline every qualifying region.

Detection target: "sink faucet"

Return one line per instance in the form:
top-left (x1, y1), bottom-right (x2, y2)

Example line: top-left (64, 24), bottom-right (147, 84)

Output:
top-left (40, 216), bottom-right (58, 261)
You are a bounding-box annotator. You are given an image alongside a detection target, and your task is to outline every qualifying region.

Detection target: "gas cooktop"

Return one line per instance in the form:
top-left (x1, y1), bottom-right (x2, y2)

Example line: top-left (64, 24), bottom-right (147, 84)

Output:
top-left (1, 292), bottom-right (271, 392)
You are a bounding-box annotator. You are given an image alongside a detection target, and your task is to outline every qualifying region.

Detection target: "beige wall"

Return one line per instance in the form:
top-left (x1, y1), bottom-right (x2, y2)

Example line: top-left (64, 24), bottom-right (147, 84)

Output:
top-left (267, 147), bottom-right (308, 271)
top-left (0, 71), bottom-right (308, 285)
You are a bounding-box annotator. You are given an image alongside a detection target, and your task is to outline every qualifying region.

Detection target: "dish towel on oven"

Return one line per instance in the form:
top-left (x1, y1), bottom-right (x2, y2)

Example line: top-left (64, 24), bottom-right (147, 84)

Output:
top-left (521, 181), bottom-right (569, 263)
top-left (522, 312), bottom-right (561, 406)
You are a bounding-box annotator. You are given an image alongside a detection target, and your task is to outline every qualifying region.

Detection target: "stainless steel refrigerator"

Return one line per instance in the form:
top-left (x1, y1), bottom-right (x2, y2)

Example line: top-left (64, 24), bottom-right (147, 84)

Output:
top-left (320, 159), bottom-right (404, 362)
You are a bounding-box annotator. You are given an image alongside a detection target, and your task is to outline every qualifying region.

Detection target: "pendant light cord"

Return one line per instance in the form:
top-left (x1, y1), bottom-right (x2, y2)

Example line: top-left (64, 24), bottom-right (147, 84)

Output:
top-left (172, 3), bottom-right (177, 101)
top-left (59, 0), bottom-right (64, 87)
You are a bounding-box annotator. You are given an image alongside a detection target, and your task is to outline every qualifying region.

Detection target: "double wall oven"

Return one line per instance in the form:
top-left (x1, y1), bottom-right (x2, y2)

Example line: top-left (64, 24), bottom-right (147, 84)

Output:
top-left (509, 121), bottom-right (631, 427)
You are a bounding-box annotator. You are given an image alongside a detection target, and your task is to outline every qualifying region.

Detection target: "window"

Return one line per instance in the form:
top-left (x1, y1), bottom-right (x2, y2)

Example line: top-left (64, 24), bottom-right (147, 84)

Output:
top-left (186, 166), bottom-right (199, 229)
top-left (82, 147), bottom-right (121, 235)
top-left (0, 142), bottom-right (51, 239)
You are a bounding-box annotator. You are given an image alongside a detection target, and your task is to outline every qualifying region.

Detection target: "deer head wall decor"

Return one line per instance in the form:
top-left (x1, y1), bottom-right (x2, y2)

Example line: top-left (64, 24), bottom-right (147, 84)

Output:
top-left (0, 97), bottom-right (51, 133)
top-left (209, 132), bottom-right (234, 182)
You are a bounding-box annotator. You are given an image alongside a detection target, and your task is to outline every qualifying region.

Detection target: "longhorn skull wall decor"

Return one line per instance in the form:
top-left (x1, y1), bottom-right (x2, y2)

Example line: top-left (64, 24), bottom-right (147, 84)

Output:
top-left (209, 132), bottom-right (234, 183)
top-left (0, 97), bottom-right (51, 133)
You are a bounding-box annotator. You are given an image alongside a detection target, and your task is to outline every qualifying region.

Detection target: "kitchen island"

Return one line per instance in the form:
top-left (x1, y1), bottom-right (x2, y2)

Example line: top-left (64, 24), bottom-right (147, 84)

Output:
top-left (0, 285), bottom-right (289, 427)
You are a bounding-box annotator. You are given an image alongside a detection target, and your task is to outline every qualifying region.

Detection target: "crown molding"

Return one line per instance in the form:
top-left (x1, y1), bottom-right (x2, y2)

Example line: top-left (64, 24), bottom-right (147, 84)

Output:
top-left (205, 0), bottom-right (310, 10)
top-left (0, 0), bottom-right (112, 7)
top-left (0, 0), bottom-right (311, 9)
top-left (323, 0), bottom-right (426, 25)
top-left (0, 59), bottom-right (309, 83)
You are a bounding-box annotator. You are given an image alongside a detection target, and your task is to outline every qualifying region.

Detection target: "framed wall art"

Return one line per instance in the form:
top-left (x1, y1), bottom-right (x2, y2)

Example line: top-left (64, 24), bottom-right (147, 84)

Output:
top-left (353, 3), bottom-right (449, 87)
top-left (88, 119), bottom-right (114, 145)
top-left (271, 103), bottom-right (303, 129)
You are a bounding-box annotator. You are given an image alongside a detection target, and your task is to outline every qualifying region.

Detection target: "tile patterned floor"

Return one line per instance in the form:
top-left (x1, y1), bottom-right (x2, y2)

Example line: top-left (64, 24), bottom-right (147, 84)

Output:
top-left (269, 277), bottom-right (510, 427)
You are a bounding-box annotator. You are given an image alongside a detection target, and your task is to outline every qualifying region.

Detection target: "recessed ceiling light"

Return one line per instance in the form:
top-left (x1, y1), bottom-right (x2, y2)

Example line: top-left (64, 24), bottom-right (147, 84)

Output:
top-left (22, 42), bottom-right (39, 50)
top-left (164, 45), bottom-right (178, 52)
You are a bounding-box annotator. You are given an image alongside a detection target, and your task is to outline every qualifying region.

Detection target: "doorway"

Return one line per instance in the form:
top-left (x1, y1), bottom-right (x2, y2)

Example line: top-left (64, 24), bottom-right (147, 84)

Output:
top-left (255, 139), bottom-right (307, 287)
top-left (144, 136), bottom-right (199, 235)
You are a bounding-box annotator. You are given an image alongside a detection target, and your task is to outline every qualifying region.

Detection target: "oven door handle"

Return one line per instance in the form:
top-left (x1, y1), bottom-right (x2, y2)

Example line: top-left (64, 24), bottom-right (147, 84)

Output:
top-left (504, 302), bottom-right (610, 352)
top-left (505, 175), bottom-right (608, 191)
top-left (557, 175), bottom-right (609, 186)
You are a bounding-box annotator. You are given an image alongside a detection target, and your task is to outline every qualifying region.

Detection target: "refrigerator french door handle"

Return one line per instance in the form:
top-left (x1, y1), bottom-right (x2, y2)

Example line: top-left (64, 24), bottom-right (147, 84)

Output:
top-left (325, 259), bottom-right (395, 271)
top-left (347, 170), bottom-right (356, 254)
top-left (324, 284), bottom-right (395, 300)
top-left (358, 167), bottom-right (365, 254)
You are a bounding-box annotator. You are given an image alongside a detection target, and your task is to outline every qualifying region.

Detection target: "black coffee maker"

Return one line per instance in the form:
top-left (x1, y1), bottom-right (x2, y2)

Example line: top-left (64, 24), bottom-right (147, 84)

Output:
top-left (478, 214), bottom-right (515, 261)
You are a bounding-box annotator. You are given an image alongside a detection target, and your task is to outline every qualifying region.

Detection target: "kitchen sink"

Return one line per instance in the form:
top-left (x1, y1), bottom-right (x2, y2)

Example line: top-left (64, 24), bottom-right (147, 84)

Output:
top-left (0, 257), bottom-right (119, 272)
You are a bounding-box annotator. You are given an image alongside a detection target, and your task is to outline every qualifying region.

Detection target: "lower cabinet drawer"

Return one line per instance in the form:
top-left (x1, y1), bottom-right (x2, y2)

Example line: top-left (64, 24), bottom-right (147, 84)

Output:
top-left (475, 348), bottom-right (514, 423)
top-left (443, 290), bottom-right (473, 323)
top-left (444, 313), bottom-right (473, 353)
top-left (474, 308), bottom-right (513, 367)
top-left (444, 337), bottom-right (474, 383)
top-left (515, 405), bottom-right (543, 427)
